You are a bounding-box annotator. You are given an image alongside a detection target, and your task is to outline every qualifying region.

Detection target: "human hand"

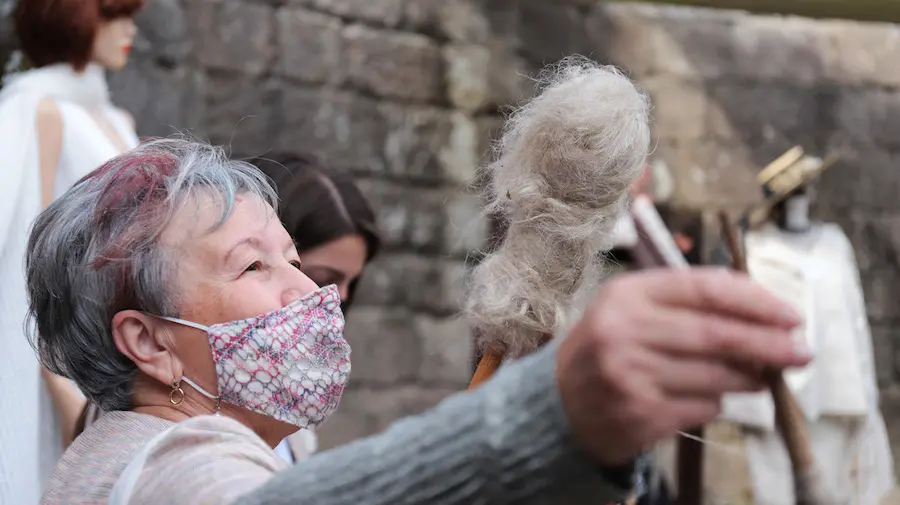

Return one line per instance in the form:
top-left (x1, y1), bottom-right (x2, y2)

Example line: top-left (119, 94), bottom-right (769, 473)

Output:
top-left (556, 267), bottom-right (810, 466)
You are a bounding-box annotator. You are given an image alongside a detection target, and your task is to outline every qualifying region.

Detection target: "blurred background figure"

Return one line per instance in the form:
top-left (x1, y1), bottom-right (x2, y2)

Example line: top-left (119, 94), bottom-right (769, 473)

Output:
top-left (707, 148), bottom-right (895, 505)
top-left (0, 0), bottom-right (142, 500)
top-left (249, 152), bottom-right (382, 463)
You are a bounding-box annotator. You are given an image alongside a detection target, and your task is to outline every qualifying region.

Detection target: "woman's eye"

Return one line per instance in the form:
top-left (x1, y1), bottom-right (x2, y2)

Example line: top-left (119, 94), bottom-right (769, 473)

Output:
top-left (244, 261), bottom-right (263, 273)
top-left (290, 260), bottom-right (302, 270)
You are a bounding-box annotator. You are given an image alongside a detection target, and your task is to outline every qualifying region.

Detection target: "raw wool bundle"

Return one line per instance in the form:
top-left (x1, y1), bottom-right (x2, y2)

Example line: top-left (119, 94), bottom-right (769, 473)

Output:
top-left (466, 56), bottom-right (652, 358)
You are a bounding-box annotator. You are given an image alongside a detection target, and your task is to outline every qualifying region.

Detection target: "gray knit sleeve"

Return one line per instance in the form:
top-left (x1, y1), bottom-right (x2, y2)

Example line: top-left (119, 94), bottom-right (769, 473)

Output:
top-left (234, 342), bottom-right (634, 505)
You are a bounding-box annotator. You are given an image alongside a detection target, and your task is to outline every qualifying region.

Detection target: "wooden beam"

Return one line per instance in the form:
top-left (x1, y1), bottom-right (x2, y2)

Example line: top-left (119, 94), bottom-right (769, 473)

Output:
top-left (605, 0), bottom-right (900, 24)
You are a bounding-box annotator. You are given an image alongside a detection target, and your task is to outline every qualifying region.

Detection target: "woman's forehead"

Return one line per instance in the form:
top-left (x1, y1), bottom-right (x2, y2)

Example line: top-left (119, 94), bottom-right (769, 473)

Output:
top-left (160, 193), bottom-right (281, 255)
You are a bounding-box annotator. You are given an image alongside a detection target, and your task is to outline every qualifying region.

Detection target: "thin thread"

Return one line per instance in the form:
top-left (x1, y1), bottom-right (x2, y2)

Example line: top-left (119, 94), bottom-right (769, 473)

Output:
top-left (676, 431), bottom-right (748, 460)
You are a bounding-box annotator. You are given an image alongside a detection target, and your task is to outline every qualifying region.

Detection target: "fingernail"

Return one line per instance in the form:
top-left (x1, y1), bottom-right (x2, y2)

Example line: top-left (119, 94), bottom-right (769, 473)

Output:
top-left (780, 306), bottom-right (803, 325)
top-left (792, 339), bottom-right (814, 360)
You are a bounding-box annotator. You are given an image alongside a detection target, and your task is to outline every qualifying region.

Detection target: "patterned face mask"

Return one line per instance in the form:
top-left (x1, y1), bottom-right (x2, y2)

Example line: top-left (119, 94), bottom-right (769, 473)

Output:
top-left (159, 284), bottom-right (351, 429)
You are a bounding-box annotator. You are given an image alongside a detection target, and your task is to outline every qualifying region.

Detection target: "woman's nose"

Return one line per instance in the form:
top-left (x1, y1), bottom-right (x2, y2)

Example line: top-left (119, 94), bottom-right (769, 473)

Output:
top-left (280, 265), bottom-right (319, 307)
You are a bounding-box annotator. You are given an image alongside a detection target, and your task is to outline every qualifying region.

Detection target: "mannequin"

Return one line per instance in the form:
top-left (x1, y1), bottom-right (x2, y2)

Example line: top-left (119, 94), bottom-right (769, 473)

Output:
top-left (773, 186), bottom-right (812, 233)
top-left (0, 0), bottom-right (143, 501)
top-left (705, 147), bottom-right (895, 505)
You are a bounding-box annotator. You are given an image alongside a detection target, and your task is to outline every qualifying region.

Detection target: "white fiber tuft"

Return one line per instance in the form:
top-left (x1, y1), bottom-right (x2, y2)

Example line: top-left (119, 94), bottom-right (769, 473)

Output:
top-left (466, 56), bottom-right (652, 357)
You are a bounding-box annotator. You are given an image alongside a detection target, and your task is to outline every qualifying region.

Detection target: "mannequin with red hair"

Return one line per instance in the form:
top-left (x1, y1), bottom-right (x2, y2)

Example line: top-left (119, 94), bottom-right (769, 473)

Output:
top-left (0, 0), bottom-right (144, 501)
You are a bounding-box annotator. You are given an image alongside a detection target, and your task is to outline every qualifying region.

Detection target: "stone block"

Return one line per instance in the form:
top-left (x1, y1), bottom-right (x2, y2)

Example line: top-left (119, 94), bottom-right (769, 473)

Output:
top-left (830, 89), bottom-right (900, 153)
top-left (309, 0), bottom-right (404, 28)
top-left (442, 39), bottom-right (529, 114)
top-left (485, 40), bottom-right (531, 108)
top-left (414, 314), bottom-right (473, 385)
top-left (475, 115), bottom-right (504, 167)
top-left (356, 178), bottom-right (484, 253)
top-left (443, 44), bottom-right (491, 112)
top-left (441, 0), bottom-right (492, 43)
top-left (587, 3), bottom-right (735, 81)
top-left (353, 253), bottom-right (468, 314)
top-left (862, 268), bottom-right (900, 323)
top-left (381, 103), bottom-right (448, 181)
top-left (830, 88), bottom-right (880, 148)
top-left (275, 87), bottom-right (388, 173)
top-left (439, 112), bottom-right (480, 186)
top-left (480, 0), bottom-right (524, 47)
top-left (354, 180), bottom-right (446, 251)
top-left (822, 21), bottom-right (900, 88)
top-left (816, 145), bottom-right (900, 213)
top-left (443, 189), bottom-right (488, 255)
top-left (517, 0), bottom-right (590, 67)
top-left (343, 307), bottom-right (421, 385)
top-left (871, 325), bottom-right (897, 389)
top-left (401, 0), bottom-right (442, 33)
top-left (431, 258), bottom-right (469, 312)
top-left (728, 15), bottom-right (828, 85)
top-left (655, 142), bottom-right (760, 210)
top-left (640, 76), bottom-right (708, 142)
top-left (202, 74), bottom-right (280, 155)
top-left (189, 0), bottom-right (275, 76)
top-left (132, 0), bottom-right (191, 62)
top-left (381, 105), bottom-right (478, 184)
top-left (108, 60), bottom-right (206, 137)
top-left (705, 82), bottom-right (819, 150)
top-left (854, 214), bottom-right (900, 271)
top-left (275, 7), bottom-right (344, 85)
top-left (342, 24), bottom-right (442, 102)
top-left (402, 0), bottom-right (497, 44)
top-left (351, 253), bottom-right (403, 306)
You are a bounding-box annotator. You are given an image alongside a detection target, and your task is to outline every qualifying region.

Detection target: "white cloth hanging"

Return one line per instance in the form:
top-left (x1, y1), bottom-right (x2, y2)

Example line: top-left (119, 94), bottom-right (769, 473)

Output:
top-left (0, 62), bottom-right (139, 504)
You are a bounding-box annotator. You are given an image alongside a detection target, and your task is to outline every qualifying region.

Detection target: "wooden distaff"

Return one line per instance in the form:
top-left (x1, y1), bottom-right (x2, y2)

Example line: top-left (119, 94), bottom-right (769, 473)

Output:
top-left (468, 348), bottom-right (503, 391)
top-left (717, 211), bottom-right (839, 505)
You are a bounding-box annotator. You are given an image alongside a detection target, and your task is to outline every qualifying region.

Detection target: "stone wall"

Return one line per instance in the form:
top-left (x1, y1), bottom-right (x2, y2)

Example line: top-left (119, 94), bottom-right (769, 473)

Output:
top-left (5, 0), bottom-right (900, 460)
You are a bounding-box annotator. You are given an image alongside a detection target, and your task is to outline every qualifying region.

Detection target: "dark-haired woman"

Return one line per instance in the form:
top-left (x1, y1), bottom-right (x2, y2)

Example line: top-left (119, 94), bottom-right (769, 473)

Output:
top-left (0, 0), bottom-right (144, 499)
top-left (249, 153), bottom-right (381, 463)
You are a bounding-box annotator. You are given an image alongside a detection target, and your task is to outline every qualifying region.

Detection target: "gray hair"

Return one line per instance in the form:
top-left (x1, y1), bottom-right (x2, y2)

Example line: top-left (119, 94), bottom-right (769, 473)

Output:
top-left (26, 137), bottom-right (278, 411)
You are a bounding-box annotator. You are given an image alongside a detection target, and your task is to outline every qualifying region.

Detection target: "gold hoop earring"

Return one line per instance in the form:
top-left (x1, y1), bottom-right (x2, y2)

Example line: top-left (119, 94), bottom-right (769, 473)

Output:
top-left (169, 379), bottom-right (185, 406)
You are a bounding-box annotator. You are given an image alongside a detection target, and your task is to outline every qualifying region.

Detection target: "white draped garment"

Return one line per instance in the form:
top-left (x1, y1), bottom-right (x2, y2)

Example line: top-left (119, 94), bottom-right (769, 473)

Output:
top-left (0, 63), bottom-right (139, 504)
top-left (714, 223), bottom-right (895, 505)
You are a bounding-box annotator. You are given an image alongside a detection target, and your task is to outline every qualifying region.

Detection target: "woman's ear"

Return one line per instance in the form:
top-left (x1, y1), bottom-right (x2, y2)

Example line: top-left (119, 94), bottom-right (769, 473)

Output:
top-left (111, 310), bottom-right (181, 385)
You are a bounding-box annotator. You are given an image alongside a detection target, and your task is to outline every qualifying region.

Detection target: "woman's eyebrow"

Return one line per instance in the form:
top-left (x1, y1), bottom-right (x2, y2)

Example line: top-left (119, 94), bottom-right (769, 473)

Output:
top-left (223, 237), bottom-right (259, 266)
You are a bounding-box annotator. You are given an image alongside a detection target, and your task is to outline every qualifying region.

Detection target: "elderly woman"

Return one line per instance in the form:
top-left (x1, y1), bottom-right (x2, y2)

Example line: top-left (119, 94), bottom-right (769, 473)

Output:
top-left (32, 138), bottom-right (809, 505)
top-left (67, 153), bottom-right (383, 465)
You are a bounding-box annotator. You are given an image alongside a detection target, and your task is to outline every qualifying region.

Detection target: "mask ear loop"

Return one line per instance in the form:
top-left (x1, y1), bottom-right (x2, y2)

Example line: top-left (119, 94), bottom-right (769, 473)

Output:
top-left (181, 376), bottom-right (222, 415)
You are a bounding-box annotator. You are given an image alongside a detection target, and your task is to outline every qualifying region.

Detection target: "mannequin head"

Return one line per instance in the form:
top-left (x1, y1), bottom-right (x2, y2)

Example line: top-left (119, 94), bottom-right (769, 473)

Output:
top-left (770, 185), bottom-right (814, 233)
top-left (14, 0), bottom-right (144, 72)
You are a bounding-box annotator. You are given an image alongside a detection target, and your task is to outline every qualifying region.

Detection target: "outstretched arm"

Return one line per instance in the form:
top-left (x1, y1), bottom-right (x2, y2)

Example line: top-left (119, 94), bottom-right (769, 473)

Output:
top-left (235, 344), bottom-right (633, 505)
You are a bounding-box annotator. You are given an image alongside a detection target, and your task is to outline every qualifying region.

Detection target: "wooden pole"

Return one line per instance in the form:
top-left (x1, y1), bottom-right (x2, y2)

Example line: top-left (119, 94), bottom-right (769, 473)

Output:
top-left (717, 211), bottom-right (834, 505)
top-left (604, 0), bottom-right (900, 24)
